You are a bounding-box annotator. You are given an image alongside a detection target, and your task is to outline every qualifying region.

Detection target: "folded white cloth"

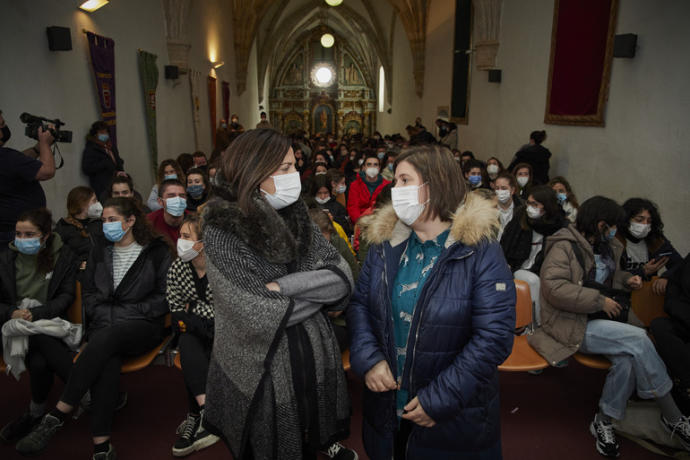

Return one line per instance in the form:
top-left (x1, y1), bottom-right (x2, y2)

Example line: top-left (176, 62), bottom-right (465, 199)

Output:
top-left (2, 317), bottom-right (82, 380)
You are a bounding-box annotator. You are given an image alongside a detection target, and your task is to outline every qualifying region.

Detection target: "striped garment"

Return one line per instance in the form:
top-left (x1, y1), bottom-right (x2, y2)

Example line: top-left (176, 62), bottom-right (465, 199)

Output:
top-left (112, 242), bottom-right (143, 289)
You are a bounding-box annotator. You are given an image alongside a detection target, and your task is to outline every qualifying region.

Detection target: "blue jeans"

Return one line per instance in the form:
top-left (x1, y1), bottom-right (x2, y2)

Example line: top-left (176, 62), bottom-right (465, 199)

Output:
top-left (579, 319), bottom-right (673, 420)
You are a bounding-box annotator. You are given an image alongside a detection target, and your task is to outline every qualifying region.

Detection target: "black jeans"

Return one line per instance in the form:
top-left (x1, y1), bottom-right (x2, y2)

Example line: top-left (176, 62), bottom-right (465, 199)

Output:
top-left (650, 317), bottom-right (690, 386)
top-left (178, 333), bottom-right (211, 413)
top-left (26, 335), bottom-right (75, 404)
top-left (61, 320), bottom-right (163, 436)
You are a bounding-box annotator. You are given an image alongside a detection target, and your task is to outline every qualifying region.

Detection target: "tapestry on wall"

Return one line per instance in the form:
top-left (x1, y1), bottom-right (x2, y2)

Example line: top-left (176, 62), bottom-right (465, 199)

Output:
top-left (137, 50), bottom-right (158, 180)
top-left (208, 76), bottom-right (217, 145)
top-left (86, 31), bottom-right (117, 147)
top-left (189, 70), bottom-right (202, 151)
top-left (222, 81), bottom-right (230, 121)
top-left (545, 0), bottom-right (618, 126)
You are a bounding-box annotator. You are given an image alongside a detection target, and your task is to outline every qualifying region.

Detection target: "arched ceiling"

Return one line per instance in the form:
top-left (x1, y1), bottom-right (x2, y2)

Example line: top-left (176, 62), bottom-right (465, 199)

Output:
top-left (228, 0), bottom-right (431, 100)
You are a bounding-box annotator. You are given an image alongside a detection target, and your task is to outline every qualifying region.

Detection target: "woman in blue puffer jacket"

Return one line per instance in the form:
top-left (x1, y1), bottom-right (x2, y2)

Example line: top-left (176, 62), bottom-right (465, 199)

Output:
top-left (348, 145), bottom-right (516, 459)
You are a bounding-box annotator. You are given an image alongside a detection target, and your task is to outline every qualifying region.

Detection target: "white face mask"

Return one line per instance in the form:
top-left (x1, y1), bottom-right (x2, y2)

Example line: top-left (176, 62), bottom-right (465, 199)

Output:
top-left (87, 201), bottom-right (103, 219)
top-left (261, 171), bottom-right (302, 210)
top-left (365, 167), bottom-right (379, 178)
top-left (517, 176), bottom-right (529, 188)
top-left (526, 205), bottom-right (543, 219)
top-left (315, 196), bottom-right (330, 205)
top-left (629, 222), bottom-right (651, 239)
top-left (487, 164), bottom-right (499, 175)
top-left (495, 189), bottom-right (511, 204)
top-left (392, 183), bottom-right (428, 226)
top-left (336, 184), bottom-right (347, 195)
top-left (177, 238), bottom-right (200, 262)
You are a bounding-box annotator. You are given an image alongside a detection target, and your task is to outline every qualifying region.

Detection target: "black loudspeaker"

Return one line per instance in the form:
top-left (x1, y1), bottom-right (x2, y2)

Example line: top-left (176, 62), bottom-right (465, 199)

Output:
top-left (488, 69), bottom-right (502, 83)
top-left (613, 34), bottom-right (637, 58)
top-left (165, 65), bottom-right (179, 80)
top-left (46, 26), bottom-right (72, 51)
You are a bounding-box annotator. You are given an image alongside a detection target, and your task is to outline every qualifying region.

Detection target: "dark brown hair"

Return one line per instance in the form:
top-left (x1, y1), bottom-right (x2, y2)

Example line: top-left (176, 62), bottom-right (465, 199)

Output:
top-left (311, 174), bottom-right (333, 196)
top-left (103, 197), bottom-right (155, 246)
top-left (157, 159), bottom-right (185, 187)
top-left (495, 171), bottom-right (518, 192)
top-left (17, 208), bottom-right (55, 275)
top-left (512, 162), bottom-right (533, 188)
top-left (109, 174), bottom-right (134, 197)
top-left (548, 176), bottom-right (579, 208)
top-left (176, 153), bottom-right (195, 174)
top-left (394, 145), bottom-right (466, 222)
top-left (218, 129), bottom-right (291, 214)
top-left (181, 214), bottom-right (202, 240)
top-left (186, 167), bottom-right (209, 190)
top-left (66, 186), bottom-right (96, 238)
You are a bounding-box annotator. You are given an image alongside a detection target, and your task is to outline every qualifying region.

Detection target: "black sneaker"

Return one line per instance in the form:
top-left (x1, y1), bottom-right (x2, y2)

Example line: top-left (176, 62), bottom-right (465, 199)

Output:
top-left (93, 443), bottom-right (117, 460)
top-left (322, 442), bottom-right (359, 460)
top-left (172, 413), bottom-right (200, 457)
top-left (0, 412), bottom-right (42, 443)
top-left (15, 413), bottom-right (63, 456)
top-left (589, 420), bottom-right (620, 458)
top-left (660, 415), bottom-right (690, 451)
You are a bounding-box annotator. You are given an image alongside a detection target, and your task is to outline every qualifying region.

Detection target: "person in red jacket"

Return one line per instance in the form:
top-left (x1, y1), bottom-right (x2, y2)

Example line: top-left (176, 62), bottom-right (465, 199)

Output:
top-left (347, 153), bottom-right (390, 223)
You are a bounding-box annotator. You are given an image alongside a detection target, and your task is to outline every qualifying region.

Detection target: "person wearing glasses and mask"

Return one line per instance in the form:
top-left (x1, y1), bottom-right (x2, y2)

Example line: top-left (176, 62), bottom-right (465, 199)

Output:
top-left (200, 129), bottom-right (357, 460)
top-left (348, 145), bottom-right (515, 460)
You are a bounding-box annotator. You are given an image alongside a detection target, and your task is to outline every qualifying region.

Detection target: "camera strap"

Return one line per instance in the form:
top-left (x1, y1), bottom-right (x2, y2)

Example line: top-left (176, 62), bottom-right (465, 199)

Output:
top-left (52, 144), bottom-right (64, 169)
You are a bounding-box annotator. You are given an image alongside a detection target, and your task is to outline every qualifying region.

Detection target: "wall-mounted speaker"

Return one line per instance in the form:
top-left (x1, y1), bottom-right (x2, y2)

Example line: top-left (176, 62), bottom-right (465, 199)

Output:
top-left (46, 26), bottom-right (72, 51)
top-left (613, 34), bottom-right (637, 58)
top-left (165, 65), bottom-right (179, 80)
top-left (488, 69), bottom-right (502, 83)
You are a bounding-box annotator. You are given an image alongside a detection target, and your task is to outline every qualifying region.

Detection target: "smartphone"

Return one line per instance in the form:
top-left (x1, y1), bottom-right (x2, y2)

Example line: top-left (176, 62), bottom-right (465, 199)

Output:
top-left (656, 251), bottom-right (673, 258)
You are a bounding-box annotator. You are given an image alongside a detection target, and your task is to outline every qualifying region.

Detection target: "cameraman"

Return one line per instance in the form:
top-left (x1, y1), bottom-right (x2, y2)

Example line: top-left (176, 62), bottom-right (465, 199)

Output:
top-left (0, 126), bottom-right (55, 245)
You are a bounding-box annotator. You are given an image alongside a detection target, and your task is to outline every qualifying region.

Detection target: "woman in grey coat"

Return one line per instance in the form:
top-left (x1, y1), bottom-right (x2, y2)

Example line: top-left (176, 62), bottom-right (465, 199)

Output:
top-left (201, 129), bottom-right (357, 460)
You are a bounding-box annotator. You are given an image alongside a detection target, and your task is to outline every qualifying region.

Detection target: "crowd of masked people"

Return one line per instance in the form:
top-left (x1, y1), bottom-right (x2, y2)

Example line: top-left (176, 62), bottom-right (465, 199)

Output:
top-left (0, 111), bottom-right (688, 460)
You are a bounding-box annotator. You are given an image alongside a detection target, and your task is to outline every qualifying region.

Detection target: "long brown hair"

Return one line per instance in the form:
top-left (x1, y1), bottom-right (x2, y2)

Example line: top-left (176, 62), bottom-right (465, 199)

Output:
top-left (548, 176), bottom-right (579, 208)
top-left (17, 208), bottom-right (55, 275)
top-left (218, 129), bottom-right (291, 214)
top-left (66, 186), bottom-right (95, 238)
top-left (157, 159), bottom-right (185, 187)
top-left (394, 145), bottom-right (466, 222)
top-left (102, 197), bottom-right (156, 246)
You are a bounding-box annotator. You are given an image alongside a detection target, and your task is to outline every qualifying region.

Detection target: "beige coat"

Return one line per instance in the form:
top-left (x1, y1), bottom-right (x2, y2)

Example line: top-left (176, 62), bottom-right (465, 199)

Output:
top-left (528, 224), bottom-right (632, 365)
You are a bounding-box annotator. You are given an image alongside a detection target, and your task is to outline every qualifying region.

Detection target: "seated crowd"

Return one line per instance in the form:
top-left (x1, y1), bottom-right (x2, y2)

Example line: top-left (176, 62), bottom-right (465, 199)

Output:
top-left (0, 119), bottom-right (688, 460)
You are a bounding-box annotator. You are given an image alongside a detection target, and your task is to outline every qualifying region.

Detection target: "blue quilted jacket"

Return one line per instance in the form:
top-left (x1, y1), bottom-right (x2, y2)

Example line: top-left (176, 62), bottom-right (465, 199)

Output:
top-left (348, 194), bottom-right (516, 454)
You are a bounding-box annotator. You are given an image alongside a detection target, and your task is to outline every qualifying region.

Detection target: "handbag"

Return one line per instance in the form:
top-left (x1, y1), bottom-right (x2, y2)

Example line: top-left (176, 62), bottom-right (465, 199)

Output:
top-left (569, 241), bottom-right (631, 323)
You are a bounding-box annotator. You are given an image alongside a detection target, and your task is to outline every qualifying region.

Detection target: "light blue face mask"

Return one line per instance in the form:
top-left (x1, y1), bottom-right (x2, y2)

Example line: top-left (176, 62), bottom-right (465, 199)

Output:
top-left (103, 221), bottom-right (128, 243)
top-left (97, 133), bottom-right (110, 143)
top-left (557, 192), bottom-right (567, 204)
top-left (468, 175), bottom-right (482, 186)
top-left (164, 174), bottom-right (178, 181)
top-left (165, 196), bottom-right (187, 217)
top-left (14, 237), bottom-right (42, 255)
top-left (608, 228), bottom-right (617, 240)
top-left (377, 152), bottom-right (386, 160)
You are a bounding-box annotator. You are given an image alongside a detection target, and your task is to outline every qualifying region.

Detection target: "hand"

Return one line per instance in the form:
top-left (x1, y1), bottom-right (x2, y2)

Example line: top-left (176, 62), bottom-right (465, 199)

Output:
top-left (80, 261), bottom-right (87, 270)
top-left (37, 126), bottom-right (54, 145)
top-left (364, 360), bottom-right (398, 393)
top-left (402, 396), bottom-right (436, 427)
top-left (626, 275), bottom-right (643, 290)
top-left (327, 310), bottom-right (343, 318)
top-left (11, 309), bottom-right (32, 321)
top-left (602, 297), bottom-right (622, 319)
top-left (644, 257), bottom-right (669, 276)
top-left (652, 278), bottom-right (668, 296)
top-left (265, 282), bottom-right (280, 292)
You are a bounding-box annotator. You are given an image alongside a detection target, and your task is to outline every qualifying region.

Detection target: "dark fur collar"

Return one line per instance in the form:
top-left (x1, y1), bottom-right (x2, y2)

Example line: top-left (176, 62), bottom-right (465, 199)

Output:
top-left (201, 188), bottom-right (313, 265)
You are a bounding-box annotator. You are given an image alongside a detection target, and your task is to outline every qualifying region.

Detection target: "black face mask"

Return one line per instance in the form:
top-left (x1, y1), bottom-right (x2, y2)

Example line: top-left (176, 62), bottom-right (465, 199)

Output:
top-left (0, 125), bottom-right (10, 144)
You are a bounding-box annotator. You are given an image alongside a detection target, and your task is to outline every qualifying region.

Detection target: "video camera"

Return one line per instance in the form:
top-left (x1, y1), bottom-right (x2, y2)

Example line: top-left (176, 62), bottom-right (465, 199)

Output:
top-left (20, 112), bottom-right (72, 143)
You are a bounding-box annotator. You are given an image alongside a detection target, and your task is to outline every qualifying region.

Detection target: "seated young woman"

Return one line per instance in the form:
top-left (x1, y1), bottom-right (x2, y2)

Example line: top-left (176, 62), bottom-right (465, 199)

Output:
top-left (0, 208), bottom-right (77, 443)
top-left (529, 197), bottom-right (690, 457)
top-left (512, 162), bottom-right (533, 201)
top-left (494, 171), bottom-right (521, 240)
top-left (15, 197), bottom-right (172, 460)
top-left (311, 174), bottom-right (352, 236)
top-left (500, 185), bottom-right (567, 324)
top-left (618, 198), bottom-right (682, 284)
top-left (54, 186), bottom-right (104, 272)
top-left (549, 176), bottom-right (579, 223)
top-left (185, 168), bottom-right (210, 214)
top-left (166, 215), bottom-right (219, 456)
top-left (486, 156), bottom-right (505, 189)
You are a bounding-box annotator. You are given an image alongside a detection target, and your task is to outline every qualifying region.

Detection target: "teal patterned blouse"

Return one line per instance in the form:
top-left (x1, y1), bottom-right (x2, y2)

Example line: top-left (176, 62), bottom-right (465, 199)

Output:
top-left (392, 229), bottom-right (449, 419)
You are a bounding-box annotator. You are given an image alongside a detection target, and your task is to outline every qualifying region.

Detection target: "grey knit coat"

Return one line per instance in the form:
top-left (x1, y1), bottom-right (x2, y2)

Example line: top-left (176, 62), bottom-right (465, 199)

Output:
top-left (201, 190), bottom-right (353, 460)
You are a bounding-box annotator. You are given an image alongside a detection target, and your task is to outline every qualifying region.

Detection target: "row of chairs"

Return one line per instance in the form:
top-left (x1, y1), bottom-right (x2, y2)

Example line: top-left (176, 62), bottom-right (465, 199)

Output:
top-left (499, 277), bottom-right (668, 372)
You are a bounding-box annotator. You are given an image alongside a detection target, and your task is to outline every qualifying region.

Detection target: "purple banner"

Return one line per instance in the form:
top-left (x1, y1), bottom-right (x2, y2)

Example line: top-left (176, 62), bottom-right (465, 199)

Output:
top-left (86, 32), bottom-right (117, 147)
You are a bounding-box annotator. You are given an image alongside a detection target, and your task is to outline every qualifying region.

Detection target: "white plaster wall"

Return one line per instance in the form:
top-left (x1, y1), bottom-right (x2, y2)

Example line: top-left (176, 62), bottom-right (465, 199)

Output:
top-left (0, 0), bottom-right (253, 221)
top-left (419, 0), bottom-right (690, 255)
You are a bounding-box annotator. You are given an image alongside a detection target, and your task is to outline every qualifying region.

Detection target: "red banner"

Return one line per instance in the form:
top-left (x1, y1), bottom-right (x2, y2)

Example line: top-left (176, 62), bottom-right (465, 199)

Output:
top-left (86, 32), bottom-right (117, 146)
top-left (545, 0), bottom-right (618, 126)
top-left (208, 76), bottom-right (217, 144)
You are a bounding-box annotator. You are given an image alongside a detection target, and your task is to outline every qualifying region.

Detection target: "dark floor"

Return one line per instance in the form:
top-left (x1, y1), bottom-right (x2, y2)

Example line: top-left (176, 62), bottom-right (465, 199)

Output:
top-left (0, 360), bottom-right (666, 460)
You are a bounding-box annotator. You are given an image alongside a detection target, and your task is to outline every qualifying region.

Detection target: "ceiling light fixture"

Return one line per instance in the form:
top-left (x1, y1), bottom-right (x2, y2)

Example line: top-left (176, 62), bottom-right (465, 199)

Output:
top-left (79, 0), bottom-right (110, 12)
top-left (325, 0), bottom-right (343, 6)
top-left (315, 67), bottom-right (333, 84)
top-left (320, 33), bottom-right (335, 48)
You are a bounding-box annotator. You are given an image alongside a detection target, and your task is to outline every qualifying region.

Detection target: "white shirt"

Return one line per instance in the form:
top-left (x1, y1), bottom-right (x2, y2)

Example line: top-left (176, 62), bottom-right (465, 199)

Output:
top-left (520, 231), bottom-right (544, 271)
top-left (497, 202), bottom-right (514, 241)
top-left (113, 242), bottom-right (143, 289)
top-left (625, 237), bottom-right (648, 272)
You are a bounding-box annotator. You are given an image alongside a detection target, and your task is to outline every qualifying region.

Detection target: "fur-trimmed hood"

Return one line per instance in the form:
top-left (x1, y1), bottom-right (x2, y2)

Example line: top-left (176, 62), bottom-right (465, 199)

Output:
top-left (201, 189), bottom-right (313, 265)
top-left (358, 191), bottom-right (500, 249)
